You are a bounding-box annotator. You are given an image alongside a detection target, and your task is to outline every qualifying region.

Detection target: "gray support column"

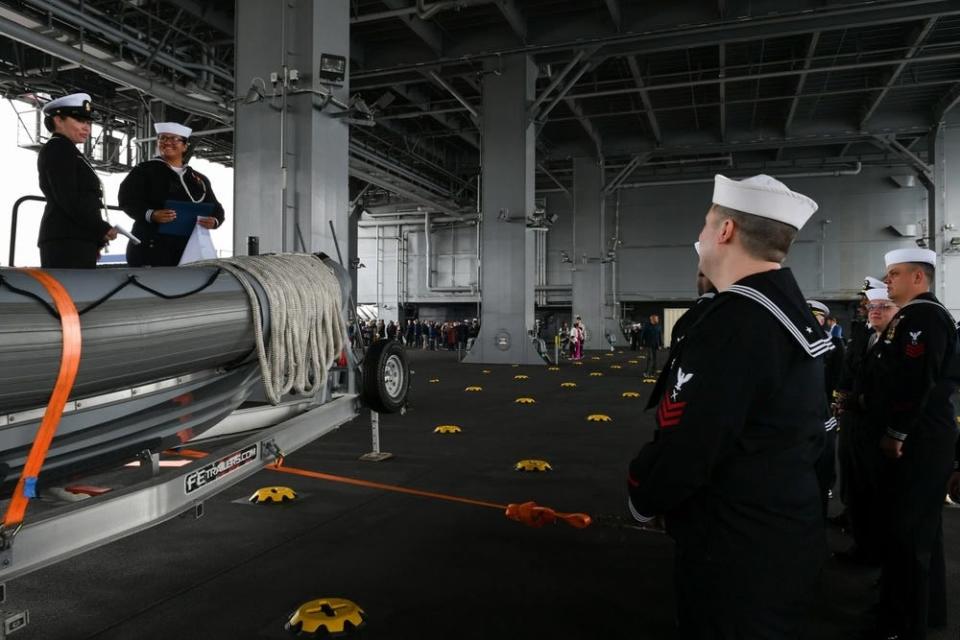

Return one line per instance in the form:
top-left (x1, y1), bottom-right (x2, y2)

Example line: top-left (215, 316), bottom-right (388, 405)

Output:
top-left (933, 125), bottom-right (960, 319)
top-left (464, 55), bottom-right (541, 365)
top-left (571, 157), bottom-right (608, 350)
top-left (234, 0), bottom-right (350, 261)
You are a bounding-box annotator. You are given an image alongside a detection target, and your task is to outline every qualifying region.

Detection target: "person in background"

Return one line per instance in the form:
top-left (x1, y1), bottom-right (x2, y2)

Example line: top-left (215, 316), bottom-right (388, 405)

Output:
top-left (119, 122), bottom-right (224, 266)
top-left (833, 276), bottom-right (885, 531)
top-left (640, 314), bottom-right (663, 376)
top-left (834, 285), bottom-right (899, 567)
top-left (808, 299), bottom-right (846, 516)
top-left (826, 315), bottom-right (843, 339)
top-left (36, 93), bottom-right (117, 268)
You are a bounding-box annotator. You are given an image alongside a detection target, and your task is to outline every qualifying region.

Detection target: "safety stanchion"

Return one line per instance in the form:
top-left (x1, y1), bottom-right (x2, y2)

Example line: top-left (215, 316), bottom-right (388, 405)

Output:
top-left (359, 411), bottom-right (392, 462)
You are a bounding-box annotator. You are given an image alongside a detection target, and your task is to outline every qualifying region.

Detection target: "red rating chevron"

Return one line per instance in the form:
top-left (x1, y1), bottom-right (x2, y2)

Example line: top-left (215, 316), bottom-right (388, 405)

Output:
top-left (905, 343), bottom-right (925, 358)
top-left (657, 393), bottom-right (687, 429)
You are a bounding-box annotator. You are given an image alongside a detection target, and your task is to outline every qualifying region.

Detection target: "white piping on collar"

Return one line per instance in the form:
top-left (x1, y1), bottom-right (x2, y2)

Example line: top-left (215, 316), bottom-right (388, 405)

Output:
top-left (726, 284), bottom-right (835, 357)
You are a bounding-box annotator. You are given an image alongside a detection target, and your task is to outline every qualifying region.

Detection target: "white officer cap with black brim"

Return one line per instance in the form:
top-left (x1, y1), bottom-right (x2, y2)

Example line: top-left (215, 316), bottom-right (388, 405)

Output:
top-left (807, 300), bottom-right (830, 316)
top-left (884, 248), bottom-right (936, 268)
top-left (713, 174), bottom-right (818, 230)
top-left (154, 122), bottom-right (192, 139)
top-left (42, 93), bottom-right (98, 121)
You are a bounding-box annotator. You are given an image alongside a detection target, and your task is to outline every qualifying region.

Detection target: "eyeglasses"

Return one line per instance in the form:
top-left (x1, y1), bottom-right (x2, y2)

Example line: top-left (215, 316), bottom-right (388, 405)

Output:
top-left (157, 135), bottom-right (185, 144)
top-left (867, 303), bottom-right (896, 311)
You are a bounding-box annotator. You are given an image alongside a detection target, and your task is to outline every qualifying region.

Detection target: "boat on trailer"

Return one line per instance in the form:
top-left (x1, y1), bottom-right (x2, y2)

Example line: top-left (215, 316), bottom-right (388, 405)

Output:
top-left (0, 254), bottom-right (409, 595)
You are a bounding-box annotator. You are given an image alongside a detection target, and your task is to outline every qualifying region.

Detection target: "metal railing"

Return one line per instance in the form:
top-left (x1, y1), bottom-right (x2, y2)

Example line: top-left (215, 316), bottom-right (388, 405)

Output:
top-left (8, 195), bottom-right (126, 267)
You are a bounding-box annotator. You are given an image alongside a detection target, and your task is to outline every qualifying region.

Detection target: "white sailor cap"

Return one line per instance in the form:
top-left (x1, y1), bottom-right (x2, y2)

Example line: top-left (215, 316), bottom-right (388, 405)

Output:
top-left (694, 241), bottom-right (701, 256)
top-left (807, 300), bottom-right (830, 315)
top-left (713, 174), bottom-right (818, 230)
top-left (154, 122), bottom-right (192, 139)
top-left (865, 288), bottom-right (892, 302)
top-left (884, 248), bottom-right (936, 268)
top-left (42, 93), bottom-right (97, 120)
top-left (864, 276), bottom-right (886, 290)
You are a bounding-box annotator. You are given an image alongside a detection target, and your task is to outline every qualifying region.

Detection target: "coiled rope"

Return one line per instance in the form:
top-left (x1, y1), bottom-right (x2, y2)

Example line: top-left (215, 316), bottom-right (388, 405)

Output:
top-left (197, 254), bottom-right (347, 404)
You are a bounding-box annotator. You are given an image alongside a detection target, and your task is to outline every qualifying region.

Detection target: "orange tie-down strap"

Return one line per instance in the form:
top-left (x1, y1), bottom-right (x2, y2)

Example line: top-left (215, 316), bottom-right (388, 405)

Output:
top-left (166, 449), bottom-right (592, 529)
top-left (3, 269), bottom-right (82, 529)
top-left (271, 463), bottom-right (593, 529)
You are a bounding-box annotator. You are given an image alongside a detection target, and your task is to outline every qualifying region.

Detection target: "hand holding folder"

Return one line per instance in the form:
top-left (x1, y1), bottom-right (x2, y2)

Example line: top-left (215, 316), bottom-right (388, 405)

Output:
top-left (157, 200), bottom-right (215, 237)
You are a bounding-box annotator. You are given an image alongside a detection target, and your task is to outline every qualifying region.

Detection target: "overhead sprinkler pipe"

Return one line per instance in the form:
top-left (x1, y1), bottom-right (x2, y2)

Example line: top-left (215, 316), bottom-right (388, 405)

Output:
top-left (616, 161), bottom-right (862, 189)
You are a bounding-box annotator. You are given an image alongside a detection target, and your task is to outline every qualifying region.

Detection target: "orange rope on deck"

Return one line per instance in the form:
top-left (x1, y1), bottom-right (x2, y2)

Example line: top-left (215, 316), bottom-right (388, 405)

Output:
top-left (166, 448), bottom-right (592, 529)
top-left (269, 462), bottom-right (592, 529)
top-left (3, 269), bottom-right (82, 529)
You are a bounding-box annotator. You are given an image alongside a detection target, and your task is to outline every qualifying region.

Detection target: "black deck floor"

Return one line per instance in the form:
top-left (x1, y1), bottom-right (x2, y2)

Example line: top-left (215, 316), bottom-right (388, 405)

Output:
top-left (8, 349), bottom-right (960, 639)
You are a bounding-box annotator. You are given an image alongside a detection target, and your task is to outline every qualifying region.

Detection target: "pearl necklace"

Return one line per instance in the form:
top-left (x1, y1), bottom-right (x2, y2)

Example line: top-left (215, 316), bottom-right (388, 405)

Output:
top-left (158, 157), bottom-right (207, 204)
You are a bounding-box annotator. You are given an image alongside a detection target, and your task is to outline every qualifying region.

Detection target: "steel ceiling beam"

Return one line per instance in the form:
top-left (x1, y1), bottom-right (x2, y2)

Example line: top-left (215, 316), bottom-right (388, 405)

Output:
top-left (588, 127), bottom-right (932, 160)
top-left (536, 58), bottom-right (599, 122)
top-left (604, 0), bottom-right (621, 31)
top-left (163, 0), bottom-right (233, 35)
top-left (626, 55), bottom-right (661, 145)
top-left (563, 97), bottom-right (602, 156)
top-left (603, 152), bottom-right (651, 195)
top-left (718, 42), bottom-right (726, 142)
top-left (529, 49), bottom-right (589, 117)
top-left (425, 70), bottom-right (479, 121)
top-left (0, 12), bottom-right (230, 122)
top-left (391, 82), bottom-right (479, 148)
top-left (860, 17), bottom-right (937, 128)
top-left (496, 0), bottom-right (526, 40)
top-left (933, 82), bottom-right (960, 123)
top-left (381, 0), bottom-right (444, 54)
top-left (783, 31), bottom-right (819, 136)
top-left (353, 0), bottom-right (960, 80)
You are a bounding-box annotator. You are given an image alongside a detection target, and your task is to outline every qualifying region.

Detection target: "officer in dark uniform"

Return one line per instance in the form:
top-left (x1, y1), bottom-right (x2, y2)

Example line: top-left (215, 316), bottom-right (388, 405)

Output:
top-left (866, 248), bottom-right (960, 640)
top-left (119, 122), bottom-right (225, 266)
top-left (36, 93), bottom-right (117, 268)
top-left (833, 276), bottom-right (885, 531)
top-left (835, 285), bottom-right (899, 566)
top-left (628, 174), bottom-right (829, 638)
top-left (808, 299), bottom-right (846, 517)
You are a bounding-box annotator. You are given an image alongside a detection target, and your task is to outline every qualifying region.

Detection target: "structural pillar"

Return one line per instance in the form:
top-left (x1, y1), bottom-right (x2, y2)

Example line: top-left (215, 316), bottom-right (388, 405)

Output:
top-left (571, 157), bottom-right (612, 350)
top-left (932, 124), bottom-right (960, 320)
top-left (234, 0), bottom-right (350, 262)
top-left (464, 55), bottom-right (541, 365)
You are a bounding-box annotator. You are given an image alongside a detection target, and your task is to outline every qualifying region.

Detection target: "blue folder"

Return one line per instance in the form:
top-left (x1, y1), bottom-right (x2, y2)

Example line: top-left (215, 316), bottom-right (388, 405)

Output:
top-left (157, 200), bottom-right (215, 237)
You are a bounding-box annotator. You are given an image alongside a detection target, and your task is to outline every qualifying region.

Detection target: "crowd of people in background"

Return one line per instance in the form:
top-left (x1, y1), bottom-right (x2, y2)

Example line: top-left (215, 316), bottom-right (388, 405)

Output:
top-left (352, 318), bottom-right (480, 352)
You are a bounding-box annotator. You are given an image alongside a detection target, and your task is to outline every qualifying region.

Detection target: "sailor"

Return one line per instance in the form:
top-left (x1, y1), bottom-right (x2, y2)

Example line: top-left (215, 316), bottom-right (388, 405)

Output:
top-left (627, 174), bottom-right (829, 638)
top-left (808, 298), bottom-right (846, 517)
top-left (868, 248), bottom-right (960, 640)
top-left (118, 122), bottom-right (225, 266)
top-left (832, 276), bottom-right (887, 531)
top-left (37, 93), bottom-right (117, 268)
top-left (645, 243), bottom-right (717, 412)
top-left (835, 285), bottom-right (900, 566)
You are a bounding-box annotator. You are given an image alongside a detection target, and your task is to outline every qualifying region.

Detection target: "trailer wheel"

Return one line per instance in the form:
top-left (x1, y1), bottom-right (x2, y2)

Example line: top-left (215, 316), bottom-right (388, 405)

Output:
top-left (361, 340), bottom-right (408, 413)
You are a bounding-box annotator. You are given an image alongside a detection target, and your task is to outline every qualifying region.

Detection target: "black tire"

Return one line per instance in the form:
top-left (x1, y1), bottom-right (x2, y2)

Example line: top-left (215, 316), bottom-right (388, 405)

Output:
top-left (361, 339), bottom-right (409, 413)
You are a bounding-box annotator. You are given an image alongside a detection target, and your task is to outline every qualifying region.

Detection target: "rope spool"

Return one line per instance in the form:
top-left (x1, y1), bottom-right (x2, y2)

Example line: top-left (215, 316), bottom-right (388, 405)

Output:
top-left (198, 254), bottom-right (347, 404)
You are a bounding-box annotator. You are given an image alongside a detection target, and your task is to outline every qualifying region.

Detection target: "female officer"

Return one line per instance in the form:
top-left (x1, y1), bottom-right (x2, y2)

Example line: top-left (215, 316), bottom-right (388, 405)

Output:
top-left (119, 122), bottom-right (225, 266)
top-left (37, 93), bottom-right (117, 268)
